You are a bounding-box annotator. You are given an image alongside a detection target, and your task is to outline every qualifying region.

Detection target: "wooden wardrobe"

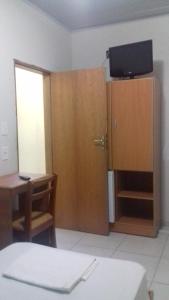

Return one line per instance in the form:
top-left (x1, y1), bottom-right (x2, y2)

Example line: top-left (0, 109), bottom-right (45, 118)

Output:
top-left (50, 70), bottom-right (160, 237)
top-left (108, 77), bottom-right (160, 237)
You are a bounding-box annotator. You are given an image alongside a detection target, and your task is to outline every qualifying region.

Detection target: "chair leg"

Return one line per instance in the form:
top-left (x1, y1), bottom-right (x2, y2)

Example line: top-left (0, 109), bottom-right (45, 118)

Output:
top-left (13, 231), bottom-right (32, 243)
top-left (25, 234), bottom-right (32, 242)
top-left (148, 290), bottom-right (154, 300)
top-left (49, 226), bottom-right (57, 248)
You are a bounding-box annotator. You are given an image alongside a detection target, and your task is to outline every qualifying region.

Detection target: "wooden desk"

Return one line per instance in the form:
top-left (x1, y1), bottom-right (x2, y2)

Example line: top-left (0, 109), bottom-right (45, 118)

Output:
top-left (0, 173), bottom-right (51, 249)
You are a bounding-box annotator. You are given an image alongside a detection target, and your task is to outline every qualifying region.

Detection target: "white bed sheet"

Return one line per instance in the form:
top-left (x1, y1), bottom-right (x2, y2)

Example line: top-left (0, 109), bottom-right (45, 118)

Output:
top-left (0, 243), bottom-right (148, 300)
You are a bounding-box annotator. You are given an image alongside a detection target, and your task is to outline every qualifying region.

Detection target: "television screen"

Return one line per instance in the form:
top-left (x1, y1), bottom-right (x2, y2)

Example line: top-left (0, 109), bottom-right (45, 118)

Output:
top-left (108, 40), bottom-right (153, 78)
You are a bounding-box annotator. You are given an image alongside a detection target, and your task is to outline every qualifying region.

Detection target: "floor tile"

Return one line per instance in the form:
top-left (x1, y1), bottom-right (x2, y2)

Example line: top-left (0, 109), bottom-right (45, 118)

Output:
top-left (151, 282), bottom-right (169, 300)
top-left (72, 244), bottom-right (114, 257)
top-left (55, 227), bottom-right (169, 294)
top-left (154, 259), bottom-right (169, 284)
top-left (147, 281), bottom-right (151, 288)
top-left (113, 251), bottom-right (160, 281)
top-left (162, 238), bottom-right (169, 260)
top-left (56, 240), bottom-right (76, 250)
top-left (56, 228), bottom-right (85, 249)
top-left (118, 233), bottom-right (168, 257)
top-left (159, 226), bottom-right (169, 235)
top-left (77, 232), bottom-right (126, 249)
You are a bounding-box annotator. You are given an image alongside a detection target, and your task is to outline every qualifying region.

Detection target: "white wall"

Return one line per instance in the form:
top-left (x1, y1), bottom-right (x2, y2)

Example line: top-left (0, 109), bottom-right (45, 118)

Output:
top-left (72, 15), bottom-right (169, 224)
top-left (0, 0), bottom-right (71, 175)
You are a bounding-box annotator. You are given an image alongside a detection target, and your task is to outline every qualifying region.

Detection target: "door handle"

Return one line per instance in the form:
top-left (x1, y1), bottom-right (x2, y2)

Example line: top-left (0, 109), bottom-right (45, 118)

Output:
top-left (93, 135), bottom-right (106, 148)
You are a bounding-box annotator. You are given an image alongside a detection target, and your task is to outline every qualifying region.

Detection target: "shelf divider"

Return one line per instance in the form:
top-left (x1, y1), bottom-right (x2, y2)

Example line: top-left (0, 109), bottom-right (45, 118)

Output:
top-left (117, 190), bottom-right (153, 200)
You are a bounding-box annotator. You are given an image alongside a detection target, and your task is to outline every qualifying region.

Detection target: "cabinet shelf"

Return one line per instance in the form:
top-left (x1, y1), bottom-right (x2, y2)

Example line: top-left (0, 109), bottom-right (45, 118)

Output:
top-left (117, 216), bottom-right (153, 226)
top-left (117, 190), bottom-right (153, 201)
top-left (111, 216), bottom-right (154, 237)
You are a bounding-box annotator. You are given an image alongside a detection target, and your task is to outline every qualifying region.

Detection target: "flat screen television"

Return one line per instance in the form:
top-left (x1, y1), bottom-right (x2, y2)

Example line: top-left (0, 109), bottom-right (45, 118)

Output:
top-left (108, 40), bottom-right (153, 78)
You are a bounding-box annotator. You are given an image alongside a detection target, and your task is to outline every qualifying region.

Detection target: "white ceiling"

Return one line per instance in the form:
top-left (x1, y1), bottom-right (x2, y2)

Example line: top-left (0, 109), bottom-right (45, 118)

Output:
top-left (26, 0), bottom-right (169, 30)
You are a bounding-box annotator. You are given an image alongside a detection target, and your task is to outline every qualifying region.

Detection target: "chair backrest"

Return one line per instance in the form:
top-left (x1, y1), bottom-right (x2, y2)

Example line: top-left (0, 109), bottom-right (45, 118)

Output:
top-left (24, 174), bottom-right (57, 235)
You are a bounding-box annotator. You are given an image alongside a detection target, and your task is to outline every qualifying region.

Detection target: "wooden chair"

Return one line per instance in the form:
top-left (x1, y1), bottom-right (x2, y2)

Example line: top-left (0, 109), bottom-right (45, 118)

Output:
top-left (12, 174), bottom-right (57, 247)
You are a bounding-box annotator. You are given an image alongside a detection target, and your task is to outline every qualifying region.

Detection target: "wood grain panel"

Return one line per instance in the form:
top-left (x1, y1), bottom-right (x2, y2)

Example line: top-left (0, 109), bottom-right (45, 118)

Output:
top-left (110, 217), bottom-right (156, 237)
top-left (51, 68), bottom-right (109, 234)
top-left (0, 190), bottom-right (12, 249)
top-left (110, 77), bottom-right (160, 237)
top-left (107, 82), bottom-right (113, 170)
top-left (50, 72), bottom-right (77, 229)
top-left (75, 68), bottom-right (109, 234)
top-left (111, 78), bottom-right (153, 171)
top-left (43, 74), bottom-right (53, 173)
top-left (153, 78), bottom-right (161, 230)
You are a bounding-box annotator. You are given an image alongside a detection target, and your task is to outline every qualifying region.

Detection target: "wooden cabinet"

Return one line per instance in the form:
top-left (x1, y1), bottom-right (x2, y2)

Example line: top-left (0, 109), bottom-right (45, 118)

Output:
top-left (111, 78), bottom-right (153, 171)
top-left (50, 70), bottom-right (160, 237)
top-left (108, 77), bottom-right (160, 237)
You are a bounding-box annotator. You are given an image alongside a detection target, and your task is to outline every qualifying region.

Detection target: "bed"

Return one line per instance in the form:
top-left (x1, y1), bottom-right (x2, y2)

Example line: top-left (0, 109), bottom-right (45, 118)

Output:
top-left (0, 243), bottom-right (149, 300)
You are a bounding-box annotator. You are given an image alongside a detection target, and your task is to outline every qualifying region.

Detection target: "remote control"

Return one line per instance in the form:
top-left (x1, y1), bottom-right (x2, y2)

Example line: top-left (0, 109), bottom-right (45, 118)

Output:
top-left (19, 175), bottom-right (31, 181)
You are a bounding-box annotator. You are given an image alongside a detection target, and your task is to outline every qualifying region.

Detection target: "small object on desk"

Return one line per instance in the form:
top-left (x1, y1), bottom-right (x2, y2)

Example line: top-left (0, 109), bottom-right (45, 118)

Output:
top-left (19, 175), bottom-right (31, 181)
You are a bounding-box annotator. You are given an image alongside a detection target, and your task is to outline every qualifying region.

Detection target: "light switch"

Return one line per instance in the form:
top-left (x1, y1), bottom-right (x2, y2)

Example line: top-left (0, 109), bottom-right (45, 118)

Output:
top-left (1, 146), bottom-right (8, 160)
top-left (1, 121), bottom-right (8, 136)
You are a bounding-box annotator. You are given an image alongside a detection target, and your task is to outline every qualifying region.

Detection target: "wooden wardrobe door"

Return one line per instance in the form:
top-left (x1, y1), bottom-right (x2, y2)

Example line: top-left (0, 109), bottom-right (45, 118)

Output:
top-left (75, 68), bottom-right (109, 234)
top-left (112, 78), bottom-right (153, 171)
top-left (50, 72), bottom-right (78, 229)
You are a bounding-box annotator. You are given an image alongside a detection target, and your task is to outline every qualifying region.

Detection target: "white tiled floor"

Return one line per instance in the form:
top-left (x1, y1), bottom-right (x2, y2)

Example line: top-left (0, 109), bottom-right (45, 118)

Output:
top-left (56, 228), bottom-right (169, 299)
